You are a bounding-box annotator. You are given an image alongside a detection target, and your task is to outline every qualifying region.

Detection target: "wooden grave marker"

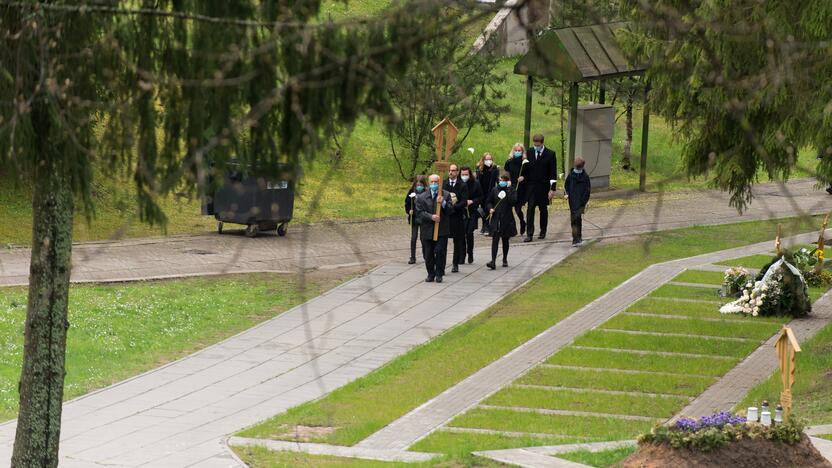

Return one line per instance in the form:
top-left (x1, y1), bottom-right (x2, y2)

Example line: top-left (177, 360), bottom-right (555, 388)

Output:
top-left (431, 117), bottom-right (458, 241)
top-left (774, 326), bottom-right (801, 421)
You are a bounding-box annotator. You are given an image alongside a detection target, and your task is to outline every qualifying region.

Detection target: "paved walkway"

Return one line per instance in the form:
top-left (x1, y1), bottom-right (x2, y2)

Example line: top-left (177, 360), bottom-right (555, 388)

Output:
top-left (1, 179), bottom-right (829, 286)
top-left (0, 241), bottom-right (572, 467)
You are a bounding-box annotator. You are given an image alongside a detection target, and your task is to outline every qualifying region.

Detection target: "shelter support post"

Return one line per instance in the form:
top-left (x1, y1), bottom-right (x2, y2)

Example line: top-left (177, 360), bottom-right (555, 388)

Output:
top-left (524, 76), bottom-right (533, 149)
top-left (639, 83), bottom-right (651, 192)
top-left (599, 81), bottom-right (606, 104)
top-left (568, 81), bottom-right (579, 170)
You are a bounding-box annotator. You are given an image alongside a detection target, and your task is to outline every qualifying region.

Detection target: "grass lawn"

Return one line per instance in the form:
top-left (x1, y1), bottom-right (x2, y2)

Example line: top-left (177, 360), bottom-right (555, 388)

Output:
top-left (547, 347), bottom-right (736, 376)
top-left (557, 446), bottom-right (636, 468)
top-left (573, 330), bottom-right (760, 357)
top-left (517, 366), bottom-right (714, 397)
top-left (237, 215), bottom-right (823, 457)
top-left (672, 269), bottom-right (725, 285)
top-left (715, 254), bottom-right (776, 270)
top-left (0, 270), bottom-right (355, 422)
top-left (738, 318), bottom-right (832, 425)
top-left (601, 314), bottom-right (780, 340)
top-left (649, 283), bottom-right (722, 301)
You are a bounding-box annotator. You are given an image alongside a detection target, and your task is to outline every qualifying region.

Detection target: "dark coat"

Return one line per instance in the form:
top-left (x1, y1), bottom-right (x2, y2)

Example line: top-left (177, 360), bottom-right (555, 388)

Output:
top-left (477, 164), bottom-right (500, 198)
top-left (415, 190), bottom-right (454, 240)
top-left (404, 188), bottom-right (423, 225)
top-left (525, 145), bottom-right (558, 197)
top-left (565, 170), bottom-right (591, 212)
top-left (504, 156), bottom-right (527, 201)
top-left (464, 177), bottom-right (484, 219)
top-left (485, 186), bottom-right (518, 237)
top-left (443, 178), bottom-right (468, 236)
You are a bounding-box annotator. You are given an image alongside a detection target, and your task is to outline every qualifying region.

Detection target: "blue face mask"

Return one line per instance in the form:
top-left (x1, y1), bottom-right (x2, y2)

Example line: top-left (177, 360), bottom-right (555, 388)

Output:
top-left (429, 183), bottom-right (439, 192)
top-left (513, 151), bottom-right (523, 158)
top-left (573, 168), bottom-right (584, 174)
top-left (415, 185), bottom-right (425, 193)
top-left (498, 181), bottom-right (508, 188)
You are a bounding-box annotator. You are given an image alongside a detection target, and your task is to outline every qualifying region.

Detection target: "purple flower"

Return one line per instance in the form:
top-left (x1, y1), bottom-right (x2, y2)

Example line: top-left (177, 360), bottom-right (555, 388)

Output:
top-left (674, 412), bottom-right (746, 432)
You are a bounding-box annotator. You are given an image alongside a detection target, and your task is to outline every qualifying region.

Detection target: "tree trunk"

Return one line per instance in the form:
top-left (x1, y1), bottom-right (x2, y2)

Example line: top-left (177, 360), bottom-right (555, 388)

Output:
top-left (622, 93), bottom-right (634, 170)
top-left (12, 101), bottom-right (74, 468)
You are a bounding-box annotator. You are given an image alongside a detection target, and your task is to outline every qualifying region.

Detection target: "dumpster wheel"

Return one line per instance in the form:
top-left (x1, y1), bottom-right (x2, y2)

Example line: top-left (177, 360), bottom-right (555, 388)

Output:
top-left (245, 224), bottom-right (259, 238)
top-left (217, 221), bottom-right (224, 234)
top-left (277, 222), bottom-right (288, 237)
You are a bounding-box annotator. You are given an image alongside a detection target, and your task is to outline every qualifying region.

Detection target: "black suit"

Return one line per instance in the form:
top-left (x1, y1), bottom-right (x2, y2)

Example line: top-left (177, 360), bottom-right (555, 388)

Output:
top-left (463, 177), bottom-right (483, 260)
top-left (443, 178), bottom-right (468, 268)
top-left (415, 190), bottom-right (453, 279)
top-left (524, 145), bottom-right (558, 238)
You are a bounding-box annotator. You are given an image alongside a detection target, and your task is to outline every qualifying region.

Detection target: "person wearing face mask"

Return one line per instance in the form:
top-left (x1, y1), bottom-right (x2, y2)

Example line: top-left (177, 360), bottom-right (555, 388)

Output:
top-left (415, 174), bottom-right (454, 282)
top-left (476, 153), bottom-right (499, 236)
top-left (444, 163), bottom-right (469, 273)
top-left (523, 134), bottom-right (558, 242)
top-left (504, 143), bottom-right (527, 236)
top-left (485, 173), bottom-right (518, 269)
top-left (460, 166), bottom-right (482, 264)
top-left (564, 157), bottom-right (591, 246)
top-left (405, 175), bottom-right (427, 264)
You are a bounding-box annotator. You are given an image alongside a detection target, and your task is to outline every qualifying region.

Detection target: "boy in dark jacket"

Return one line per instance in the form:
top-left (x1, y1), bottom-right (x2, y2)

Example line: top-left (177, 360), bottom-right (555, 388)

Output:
top-left (564, 157), bottom-right (591, 246)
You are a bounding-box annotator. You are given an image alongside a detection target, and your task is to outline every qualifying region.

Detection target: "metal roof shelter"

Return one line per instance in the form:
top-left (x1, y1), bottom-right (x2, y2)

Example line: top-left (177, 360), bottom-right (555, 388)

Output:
top-left (514, 23), bottom-right (652, 190)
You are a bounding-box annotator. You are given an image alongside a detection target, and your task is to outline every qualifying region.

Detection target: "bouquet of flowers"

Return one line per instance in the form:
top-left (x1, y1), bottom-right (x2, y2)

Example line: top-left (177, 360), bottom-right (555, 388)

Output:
top-left (721, 267), bottom-right (751, 297)
top-left (720, 257), bottom-right (810, 317)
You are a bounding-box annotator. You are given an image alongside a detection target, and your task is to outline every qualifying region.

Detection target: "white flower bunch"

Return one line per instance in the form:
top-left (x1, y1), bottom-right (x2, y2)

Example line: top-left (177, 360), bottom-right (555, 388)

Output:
top-left (720, 270), bottom-right (783, 316)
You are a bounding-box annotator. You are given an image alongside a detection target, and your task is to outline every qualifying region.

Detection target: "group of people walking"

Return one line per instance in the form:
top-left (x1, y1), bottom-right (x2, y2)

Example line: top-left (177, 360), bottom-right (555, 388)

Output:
top-left (404, 134), bottom-right (591, 283)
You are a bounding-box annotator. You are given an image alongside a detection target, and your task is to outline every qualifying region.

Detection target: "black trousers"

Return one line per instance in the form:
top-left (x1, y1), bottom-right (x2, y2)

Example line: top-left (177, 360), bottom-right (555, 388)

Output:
top-left (451, 221), bottom-right (466, 266)
top-left (464, 217), bottom-right (476, 258)
top-left (491, 235), bottom-right (510, 262)
top-left (514, 204), bottom-right (525, 233)
top-left (422, 236), bottom-right (448, 278)
top-left (525, 186), bottom-right (549, 237)
top-left (570, 209), bottom-right (583, 243)
top-left (409, 223), bottom-right (419, 260)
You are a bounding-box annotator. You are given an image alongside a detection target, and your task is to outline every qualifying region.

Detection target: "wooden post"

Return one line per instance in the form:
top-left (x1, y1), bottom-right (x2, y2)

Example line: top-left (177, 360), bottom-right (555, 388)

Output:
top-left (815, 212), bottom-right (829, 273)
top-left (638, 83), bottom-right (651, 192)
top-left (524, 76), bottom-right (534, 149)
top-left (431, 117), bottom-right (458, 241)
top-left (598, 80), bottom-right (606, 104)
top-left (776, 224), bottom-right (782, 256)
top-left (568, 82), bottom-right (579, 170)
top-left (775, 326), bottom-right (801, 421)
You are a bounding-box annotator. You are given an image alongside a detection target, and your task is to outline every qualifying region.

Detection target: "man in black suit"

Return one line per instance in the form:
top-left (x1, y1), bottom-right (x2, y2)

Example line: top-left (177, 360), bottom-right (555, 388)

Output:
top-left (443, 163), bottom-right (468, 272)
top-left (415, 174), bottom-right (454, 283)
top-left (523, 134), bottom-right (558, 242)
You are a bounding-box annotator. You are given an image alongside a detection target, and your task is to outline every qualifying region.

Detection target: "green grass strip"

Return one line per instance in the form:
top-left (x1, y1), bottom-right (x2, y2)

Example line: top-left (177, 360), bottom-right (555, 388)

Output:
top-left (557, 446), bottom-right (637, 468)
top-left (603, 314), bottom-right (780, 340)
top-left (671, 270), bottom-right (725, 285)
top-left (716, 254), bottom-right (775, 270)
top-left (519, 366), bottom-right (713, 396)
top-left (409, 430), bottom-right (587, 456)
top-left (237, 216), bottom-right (824, 446)
top-left (574, 330), bottom-right (759, 357)
top-left (448, 408), bottom-right (654, 440)
top-left (627, 297), bottom-right (784, 323)
top-left (649, 284), bottom-right (723, 301)
top-left (486, 387), bottom-right (686, 418)
top-left (547, 347), bottom-right (736, 377)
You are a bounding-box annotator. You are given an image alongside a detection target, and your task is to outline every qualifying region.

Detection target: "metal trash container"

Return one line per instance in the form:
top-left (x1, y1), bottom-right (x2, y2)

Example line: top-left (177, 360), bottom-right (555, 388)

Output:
top-left (202, 161), bottom-right (294, 238)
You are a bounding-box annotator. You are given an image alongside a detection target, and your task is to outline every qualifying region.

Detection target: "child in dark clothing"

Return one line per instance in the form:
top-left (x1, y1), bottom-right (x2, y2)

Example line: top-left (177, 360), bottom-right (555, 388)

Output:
top-left (405, 175), bottom-right (427, 263)
top-left (485, 173), bottom-right (518, 269)
top-left (564, 157), bottom-right (591, 246)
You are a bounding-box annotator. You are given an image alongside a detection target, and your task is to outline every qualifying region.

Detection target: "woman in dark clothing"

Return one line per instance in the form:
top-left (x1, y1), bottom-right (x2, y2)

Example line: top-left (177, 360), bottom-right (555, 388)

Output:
top-left (504, 143), bottom-right (527, 236)
top-left (476, 152), bottom-right (500, 235)
top-left (405, 175), bottom-right (427, 264)
top-left (460, 166), bottom-right (483, 263)
top-left (485, 173), bottom-right (518, 269)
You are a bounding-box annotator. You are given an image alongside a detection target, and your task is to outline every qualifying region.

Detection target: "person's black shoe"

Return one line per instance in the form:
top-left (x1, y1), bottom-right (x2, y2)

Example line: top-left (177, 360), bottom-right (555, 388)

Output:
top-left (408, 257), bottom-right (416, 264)
top-left (523, 236), bottom-right (533, 243)
top-left (468, 254), bottom-right (474, 264)
top-left (486, 261), bottom-right (496, 270)
top-left (452, 264), bottom-right (459, 273)
top-left (425, 276), bottom-right (435, 282)
top-left (827, 186), bottom-right (832, 195)
top-left (435, 276), bottom-right (443, 283)
top-left (538, 233), bottom-right (546, 240)
top-left (502, 260), bottom-right (508, 267)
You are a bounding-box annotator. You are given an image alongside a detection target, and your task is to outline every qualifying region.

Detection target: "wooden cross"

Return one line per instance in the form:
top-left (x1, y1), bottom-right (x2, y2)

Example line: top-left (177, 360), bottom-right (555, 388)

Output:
top-left (431, 117), bottom-right (458, 241)
top-left (775, 224), bottom-right (782, 256)
top-left (816, 213), bottom-right (829, 273)
top-left (774, 326), bottom-right (801, 421)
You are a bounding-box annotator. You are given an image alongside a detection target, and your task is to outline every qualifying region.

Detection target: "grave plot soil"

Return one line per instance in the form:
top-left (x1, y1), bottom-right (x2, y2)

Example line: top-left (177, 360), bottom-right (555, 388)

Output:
top-left (622, 435), bottom-right (832, 468)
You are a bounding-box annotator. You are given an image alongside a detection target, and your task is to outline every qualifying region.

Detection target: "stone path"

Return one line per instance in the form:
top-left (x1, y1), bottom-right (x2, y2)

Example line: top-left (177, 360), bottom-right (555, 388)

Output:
top-left (473, 440), bottom-right (637, 468)
top-left (0, 241), bottom-right (571, 467)
top-left (1, 179), bottom-right (829, 287)
top-left (353, 233), bottom-right (821, 452)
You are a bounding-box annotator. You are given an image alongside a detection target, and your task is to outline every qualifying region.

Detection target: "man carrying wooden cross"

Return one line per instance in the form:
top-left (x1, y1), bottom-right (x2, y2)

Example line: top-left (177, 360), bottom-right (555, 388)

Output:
top-left (415, 174), bottom-right (454, 283)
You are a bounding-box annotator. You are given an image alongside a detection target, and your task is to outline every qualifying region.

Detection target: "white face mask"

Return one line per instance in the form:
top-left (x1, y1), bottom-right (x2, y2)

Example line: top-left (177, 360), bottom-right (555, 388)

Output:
top-left (461, 175), bottom-right (470, 182)
top-left (484, 160), bottom-right (493, 167)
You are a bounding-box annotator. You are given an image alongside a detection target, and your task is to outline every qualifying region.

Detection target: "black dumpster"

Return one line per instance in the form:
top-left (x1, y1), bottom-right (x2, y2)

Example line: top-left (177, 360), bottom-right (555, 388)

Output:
top-left (202, 161), bottom-right (294, 237)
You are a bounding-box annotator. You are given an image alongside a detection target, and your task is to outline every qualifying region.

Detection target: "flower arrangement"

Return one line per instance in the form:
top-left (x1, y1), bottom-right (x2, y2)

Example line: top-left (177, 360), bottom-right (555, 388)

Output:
top-left (721, 267), bottom-right (752, 297)
top-left (638, 412), bottom-right (803, 452)
top-left (720, 257), bottom-right (810, 318)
